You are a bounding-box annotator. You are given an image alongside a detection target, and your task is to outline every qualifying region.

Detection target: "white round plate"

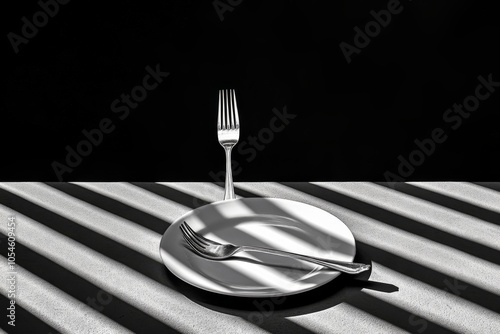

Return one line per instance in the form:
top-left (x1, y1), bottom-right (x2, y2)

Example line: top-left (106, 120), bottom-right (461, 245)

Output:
top-left (159, 198), bottom-right (356, 297)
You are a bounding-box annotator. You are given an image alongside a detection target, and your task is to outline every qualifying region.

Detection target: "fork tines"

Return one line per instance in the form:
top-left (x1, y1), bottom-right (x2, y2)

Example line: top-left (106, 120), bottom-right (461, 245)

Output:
top-left (218, 89), bottom-right (240, 131)
top-left (180, 221), bottom-right (208, 253)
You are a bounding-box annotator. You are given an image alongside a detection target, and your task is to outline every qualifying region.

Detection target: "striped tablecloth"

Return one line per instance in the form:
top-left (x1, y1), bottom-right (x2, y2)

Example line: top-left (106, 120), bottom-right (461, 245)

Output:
top-left (1, 182), bottom-right (499, 333)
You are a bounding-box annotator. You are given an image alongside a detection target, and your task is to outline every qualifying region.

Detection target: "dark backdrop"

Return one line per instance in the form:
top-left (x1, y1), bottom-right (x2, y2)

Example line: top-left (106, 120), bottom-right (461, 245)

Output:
top-left (2, 0), bottom-right (499, 181)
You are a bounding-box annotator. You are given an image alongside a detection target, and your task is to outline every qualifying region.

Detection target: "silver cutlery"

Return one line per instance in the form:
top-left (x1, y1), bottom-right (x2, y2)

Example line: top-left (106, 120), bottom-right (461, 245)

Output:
top-left (217, 89), bottom-right (240, 200)
top-left (180, 221), bottom-right (371, 274)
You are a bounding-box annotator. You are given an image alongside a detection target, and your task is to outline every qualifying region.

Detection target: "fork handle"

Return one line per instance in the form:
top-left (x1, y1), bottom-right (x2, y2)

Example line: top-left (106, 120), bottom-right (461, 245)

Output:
top-left (240, 246), bottom-right (370, 274)
top-left (223, 145), bottom-right (236, 200)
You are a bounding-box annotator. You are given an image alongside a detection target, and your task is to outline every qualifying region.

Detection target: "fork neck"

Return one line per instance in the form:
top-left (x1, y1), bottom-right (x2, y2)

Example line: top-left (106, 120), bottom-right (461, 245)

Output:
top-left (220, 143), bottom-right (235, 149)
top-left (223, 145), bottom-right (236, 200)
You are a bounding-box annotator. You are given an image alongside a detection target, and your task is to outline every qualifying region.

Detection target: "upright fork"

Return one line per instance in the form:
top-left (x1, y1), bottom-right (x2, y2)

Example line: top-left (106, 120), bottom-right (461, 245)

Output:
top-left (218, 89), bottom-right (240, 200)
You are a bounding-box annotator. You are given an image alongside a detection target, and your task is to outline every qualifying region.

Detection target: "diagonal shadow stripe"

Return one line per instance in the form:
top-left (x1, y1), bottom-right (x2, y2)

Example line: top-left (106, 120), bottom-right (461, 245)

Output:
top-left (346, 292), bottom-right (456, 334)
top-left (473, 182), bottom-right (500, 192)
top-left (132, 183), bottom-right (210, 209)
top-left (377, 182), bottom-right (500, 227)
top-left (46, 182), bottom-right (171, 234)
top-left (0, 186), bottom-right (317, 334)
top-left (0, 293), bottom-right (60, 334)
top-left (0, 234), bottom-right (179, 334)
top-left (284, 183), bottom-right (500, 266)
top-left (357, 242), bottom-right (500, 314)
top-left (234, 186), bottom-right (264, 199)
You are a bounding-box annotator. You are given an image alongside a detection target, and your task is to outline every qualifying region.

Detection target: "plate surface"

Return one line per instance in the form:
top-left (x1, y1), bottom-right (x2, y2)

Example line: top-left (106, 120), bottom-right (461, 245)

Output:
top-left (159, 198), bottom-right (356, 297)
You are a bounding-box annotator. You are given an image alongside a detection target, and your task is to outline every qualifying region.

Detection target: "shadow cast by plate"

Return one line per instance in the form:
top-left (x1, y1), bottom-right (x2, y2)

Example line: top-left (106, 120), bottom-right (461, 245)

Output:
top-left (166, 244), bottom-right (397, 318)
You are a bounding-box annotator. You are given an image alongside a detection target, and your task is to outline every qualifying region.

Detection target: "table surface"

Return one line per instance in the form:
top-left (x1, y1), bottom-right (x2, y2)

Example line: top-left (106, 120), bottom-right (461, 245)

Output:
top-left (1, 182), bottom-right (499, 334)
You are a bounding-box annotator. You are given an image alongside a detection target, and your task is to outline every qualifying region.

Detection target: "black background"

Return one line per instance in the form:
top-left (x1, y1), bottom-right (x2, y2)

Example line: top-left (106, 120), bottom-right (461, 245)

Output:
top-left (2, 0), bottom-right (499, 181)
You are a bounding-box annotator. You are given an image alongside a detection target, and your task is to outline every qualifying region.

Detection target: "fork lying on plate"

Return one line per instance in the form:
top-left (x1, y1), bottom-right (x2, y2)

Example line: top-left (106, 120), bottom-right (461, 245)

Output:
top-left (180, 221), bottom-right (370, 274)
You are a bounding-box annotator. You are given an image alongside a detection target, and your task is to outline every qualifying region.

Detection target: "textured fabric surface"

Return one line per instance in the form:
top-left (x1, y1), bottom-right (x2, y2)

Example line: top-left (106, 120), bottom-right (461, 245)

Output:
top-left (0, 182), bottom-right (499, 333)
